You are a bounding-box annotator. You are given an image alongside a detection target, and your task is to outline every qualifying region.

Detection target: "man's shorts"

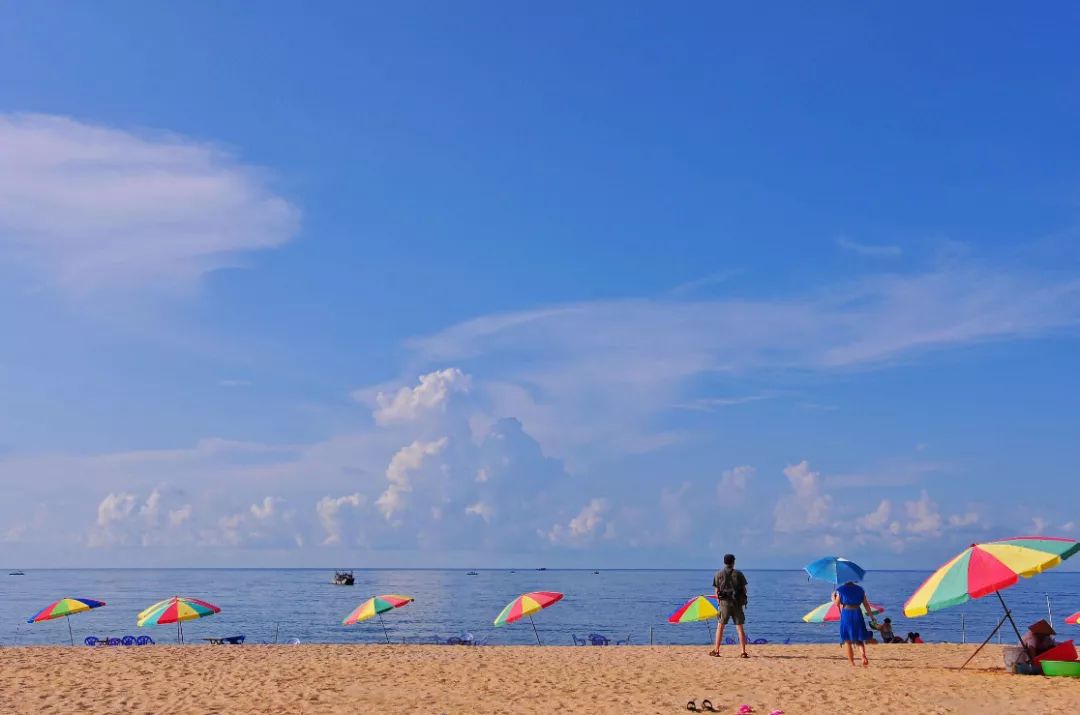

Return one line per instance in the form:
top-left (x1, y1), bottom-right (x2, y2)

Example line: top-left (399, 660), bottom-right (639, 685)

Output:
top-left (719, 600), bottom-right (745, 625)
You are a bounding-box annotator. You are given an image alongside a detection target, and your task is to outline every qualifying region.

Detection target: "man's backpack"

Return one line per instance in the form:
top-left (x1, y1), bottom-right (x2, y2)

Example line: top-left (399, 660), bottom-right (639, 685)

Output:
top-left (716, 569), bottom-right (748, 607)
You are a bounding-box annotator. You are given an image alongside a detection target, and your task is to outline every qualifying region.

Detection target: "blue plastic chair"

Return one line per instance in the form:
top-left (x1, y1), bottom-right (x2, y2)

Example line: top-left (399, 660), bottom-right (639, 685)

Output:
top-left (588, 633), bottom-right (610, 646)
top-left (571, 634), bottom-right (588, 645)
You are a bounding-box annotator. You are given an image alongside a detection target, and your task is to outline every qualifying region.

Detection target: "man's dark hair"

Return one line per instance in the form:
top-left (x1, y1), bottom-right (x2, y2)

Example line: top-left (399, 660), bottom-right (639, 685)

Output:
top-left (723, 553), bottom-right (735, 566)
top-left (884, 618), bottom-right (891, 624)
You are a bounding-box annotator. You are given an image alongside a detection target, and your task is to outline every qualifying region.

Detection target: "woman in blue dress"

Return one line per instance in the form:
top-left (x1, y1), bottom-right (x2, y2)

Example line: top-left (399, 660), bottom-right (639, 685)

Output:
top-left (833, 580), bottom-right (873, 667)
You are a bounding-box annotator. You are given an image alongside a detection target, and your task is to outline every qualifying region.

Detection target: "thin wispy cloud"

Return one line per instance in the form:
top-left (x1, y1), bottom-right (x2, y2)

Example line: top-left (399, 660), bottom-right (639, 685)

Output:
top-left (0, 113), bottom-right (300, 298)
top-left (836, 237), bottom-right (902, 257)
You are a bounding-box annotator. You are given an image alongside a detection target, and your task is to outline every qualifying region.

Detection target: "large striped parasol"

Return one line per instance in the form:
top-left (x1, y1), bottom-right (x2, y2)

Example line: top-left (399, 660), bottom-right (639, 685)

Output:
top-left (343, 595), bottom-right (414, 643)
top-left (27, 597), bottom-right (106, 645)
top-left (493, 591), bottom-right (563, 644)
top-left (137, 596), bottom-right (221, 643)
top-left (903, 536), bottom-right (1079, 668)
top-left (802, 600), bottom-right (884, 623)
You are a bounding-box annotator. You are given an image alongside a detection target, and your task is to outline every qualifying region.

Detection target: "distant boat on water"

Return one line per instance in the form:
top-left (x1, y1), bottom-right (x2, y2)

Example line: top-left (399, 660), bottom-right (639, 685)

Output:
top-left (466, 571), bottom-right (479, 576)
top-left (593, 570), bottom-right (600, 575)
top-left (332, 570), bottom-right (354, 586)
top-left (9, 570), bottom-right (25, 576)
top-left (537, 567), bottom-right (547, 571)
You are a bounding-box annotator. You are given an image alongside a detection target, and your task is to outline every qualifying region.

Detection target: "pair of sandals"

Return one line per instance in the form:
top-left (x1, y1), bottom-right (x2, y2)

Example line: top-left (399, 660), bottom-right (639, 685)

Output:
top-left (686, 700), bottom-right (718, 712)
top-left (708, 649), bottom-right (750, 658)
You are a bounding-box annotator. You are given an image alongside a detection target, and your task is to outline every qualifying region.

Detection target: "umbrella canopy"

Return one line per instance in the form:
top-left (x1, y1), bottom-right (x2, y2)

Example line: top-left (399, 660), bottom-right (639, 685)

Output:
top-left (1065, 612), bottom-right (1079, 625)
top-left (805, 556), bottom-right (866, 585)
top-left (493, 591), bottom-right (563, 627)
top-left (138, 596), bottom-right (221, 626)
top-left (27, 597), bottom-right (106, 646)
top-left (27, 597), bottom-right (106, 623)
top-left (802, 601), bottom-right (884, 623)
top-left (668, 595), bottom-right (719, 624)
top-left (343, 595), bottom-right (414, 625)
top-left (904, 536), bottom-right (1080, 617)
top-left (494, 591), bottom-right (563, 644)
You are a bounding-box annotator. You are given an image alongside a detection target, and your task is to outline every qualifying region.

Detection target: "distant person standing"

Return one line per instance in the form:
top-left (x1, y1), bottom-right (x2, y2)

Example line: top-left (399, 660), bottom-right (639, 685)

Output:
top-left (710, 553), bottom-right (749, 658)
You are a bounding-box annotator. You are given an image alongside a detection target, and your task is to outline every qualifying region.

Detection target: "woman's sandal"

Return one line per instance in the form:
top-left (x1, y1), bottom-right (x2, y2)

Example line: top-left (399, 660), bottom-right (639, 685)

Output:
top-left (739, 652), bottom-right (750, 658)
top-left (707, 649), bottom-right (720, 657)
top-left (686, 700), bottom-right (699, 712)
top-left (700, 699), bottom-right (717, 712)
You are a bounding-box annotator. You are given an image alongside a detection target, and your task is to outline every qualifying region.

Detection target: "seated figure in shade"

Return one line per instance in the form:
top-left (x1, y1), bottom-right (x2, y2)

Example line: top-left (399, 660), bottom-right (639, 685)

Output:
top-left (869, 617), bottom-right (904, 643)
top-left (1021, 619), bottom-right (1057, 657)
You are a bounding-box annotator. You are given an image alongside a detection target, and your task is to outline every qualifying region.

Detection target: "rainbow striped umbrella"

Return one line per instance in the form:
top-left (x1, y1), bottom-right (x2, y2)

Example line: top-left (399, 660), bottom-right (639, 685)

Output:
top-left (27, 597), bottom-right (106, 645)
top-left (668, 595), bottom-right (719, 623)
top-left (493, 591), bottom-right (563, 644)
top-left (802, 600), bottom-right (884, 623)
top-left (1065, 612), bottom-right (1079, 626)
top-left (137, 596), bottom-right (221, 643)
top-left (903, 536), bottom-right (1079, 669)
top-left (343, 595), bottom-right (414, 643)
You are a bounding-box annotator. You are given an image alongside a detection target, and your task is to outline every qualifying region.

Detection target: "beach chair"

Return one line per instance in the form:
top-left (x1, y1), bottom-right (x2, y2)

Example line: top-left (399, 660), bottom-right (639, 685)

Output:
top-left (136, 636), bottom-right (155, 646)
top-left (571, 634), bottom-right (588, 646)
top-left (121, 636), bottom-right (136, 646)
top-left (84, 636), bottom-right (98, 647)
top-left (588, 633), bottom-right (610, 646)
top-left (616, 635), bottom-right (632, 645)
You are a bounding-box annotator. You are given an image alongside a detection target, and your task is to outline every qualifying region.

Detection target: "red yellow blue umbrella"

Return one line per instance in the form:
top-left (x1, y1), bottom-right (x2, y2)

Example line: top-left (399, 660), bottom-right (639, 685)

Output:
top-left (1065, 612), bottom-right (1079, 626)
top-left (137, 596), bottom-right (221, 643)
top-left (493, 591), bottom-right (563, 644)
top-left (668, 595), bottom-right (720, 642)
top-left (27, 597), bottom-right (106, 645)
top-left (343, 595), bottom-right (414, 643)
top-left (802, 600), bottom-right (884, 623)
top-left (902, 536), bottom-right (1079, 668)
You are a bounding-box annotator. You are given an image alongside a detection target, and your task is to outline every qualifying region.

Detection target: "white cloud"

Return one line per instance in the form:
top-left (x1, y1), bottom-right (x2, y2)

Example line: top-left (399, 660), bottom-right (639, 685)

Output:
top-left (410, 266), bottom-right (1080, 459)
top-left (316, 493), bottom-right (365, 545)
top-left (368, 368), bottom-right (471, 425)
top-left (836, 237), bottom-right (902, 257)
top-left (465, 501), bottom-right (494, 522)
top-left (168, 504), bottom-right (192, 527)
top-left (774, 461), bottom-right (832, 533)
top-left (96, 492), bottom-right (136, 527)
top-left (718, 465), bottom-right (755, 502)
top-left (376, 437), bottom-right (449, 519)
top-left (218, 497), bottom-right (302, 548)
top-left (856, 499), bottom-right (892, 531)
top-left (904, 490), bottom-right (943, 535)
top-left (546, 498), bottom-right (609, 545)
top-left (0, 113), bottom-right (299, 297)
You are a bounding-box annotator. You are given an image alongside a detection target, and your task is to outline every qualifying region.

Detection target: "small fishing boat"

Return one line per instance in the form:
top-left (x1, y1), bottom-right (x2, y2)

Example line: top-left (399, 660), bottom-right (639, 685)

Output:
top-left (9, 570), bottom-right (25, 576)
top-left (332, 570), bottom-right (354, 586)
top-left (466, 571), bottom-right (479, 576)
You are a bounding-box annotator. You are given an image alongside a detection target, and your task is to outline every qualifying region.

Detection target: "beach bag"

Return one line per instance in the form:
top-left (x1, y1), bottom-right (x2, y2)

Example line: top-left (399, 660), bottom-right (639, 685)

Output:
top-left (716, 569), bottom-right (748, 607)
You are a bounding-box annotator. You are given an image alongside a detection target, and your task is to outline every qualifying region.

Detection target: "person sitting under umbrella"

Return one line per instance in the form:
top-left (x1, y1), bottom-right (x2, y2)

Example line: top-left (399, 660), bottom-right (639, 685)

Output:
top-left (1021, 619), bottom-right (1057, 658)
top-left (869, 616), bottom-right (904, 643)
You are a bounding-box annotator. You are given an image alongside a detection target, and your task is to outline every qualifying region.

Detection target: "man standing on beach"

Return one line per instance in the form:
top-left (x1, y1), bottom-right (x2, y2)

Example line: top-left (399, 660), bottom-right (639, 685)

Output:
top-left (710, 553), bottom-right (749, 658)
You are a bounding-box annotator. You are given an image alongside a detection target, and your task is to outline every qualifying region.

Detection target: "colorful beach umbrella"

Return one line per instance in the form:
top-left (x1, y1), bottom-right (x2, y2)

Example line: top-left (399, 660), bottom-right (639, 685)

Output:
top-left (802, 600), bottom-right (884, 623)
top-left (1065, 612), bottom-right (1079, 626)
top-left (137, 596), bottom-right (221, 643)
top-left (668, 595), bottom-right (719, 623)
top-left (668, 594), bottom-right (720, 642)
top-left (804, 556), bottom-right (866, 585)
top-left (902, 536), bottom-right (1079, 669)
top-left (343, 594), bottom-right (414, 643)
top-left (27, 597), bottom-right (106, 645)
top-left (493, 591), bottom-right (563, 644)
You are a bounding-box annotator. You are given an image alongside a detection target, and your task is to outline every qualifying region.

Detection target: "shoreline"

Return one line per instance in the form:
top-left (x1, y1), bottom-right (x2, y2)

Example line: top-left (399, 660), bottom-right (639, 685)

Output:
top-left (2, 643), bottom-right (1077, 714)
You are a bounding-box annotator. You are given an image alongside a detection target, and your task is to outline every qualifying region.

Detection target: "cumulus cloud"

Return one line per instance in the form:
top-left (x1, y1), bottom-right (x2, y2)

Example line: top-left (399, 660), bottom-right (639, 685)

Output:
top-left (368, 368), bottom-right (471, 425)
top-left (316, 493), bottom-right (365, 545)
top-left (0, 113), bottom-right (299, 297)
top-left (774, 461), bottom-right (833, 533)
top-left (218, 497), bottom-right (302, 548)
top-left (718, 465), bottom-right (755, 502)
top-left (546, 498), bottom-right (609, 545)
top-left (856, 499), bottom-right (893, 532)
top-left (904, 490), bottom-right (943, 535)
top-left (376, 437), bottom-right (450, 519)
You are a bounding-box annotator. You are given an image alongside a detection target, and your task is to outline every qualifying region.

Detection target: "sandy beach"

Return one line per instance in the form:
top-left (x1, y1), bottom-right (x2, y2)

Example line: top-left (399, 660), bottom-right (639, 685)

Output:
top-left (1, 643), bottom-right (1077, 714)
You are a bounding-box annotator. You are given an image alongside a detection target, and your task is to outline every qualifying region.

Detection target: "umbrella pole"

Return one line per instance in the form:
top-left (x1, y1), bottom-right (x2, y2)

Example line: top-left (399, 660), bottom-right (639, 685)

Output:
top-left (529, 615), bottom-right (541, 645)
top-left (959, 611), bottom-right (1008, 670)
top-left (67, 616), bottom-right (73, 647)
top-left (995, 590), bottom-right (1024, 644)
top-left (379, 613), bottom-right (390, 644)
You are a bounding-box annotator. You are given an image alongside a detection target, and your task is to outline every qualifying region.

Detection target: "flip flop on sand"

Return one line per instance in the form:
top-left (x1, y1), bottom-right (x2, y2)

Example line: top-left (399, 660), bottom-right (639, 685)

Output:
top-left (739, 652), bottom-right (750, 658)
top-left (737, 706), bottom-right (754, 714)
top-left (686, 700), bottom-right (699, 711)
top-left (708, 649), bottom-right (720, 657)
top-left (700, 699), bottom-right (718, 712)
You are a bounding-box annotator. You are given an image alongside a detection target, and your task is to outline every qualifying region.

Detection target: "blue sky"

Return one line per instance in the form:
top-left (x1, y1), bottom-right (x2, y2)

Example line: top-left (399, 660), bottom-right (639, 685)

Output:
top-left (0, 2), bottom-right (1078, 568)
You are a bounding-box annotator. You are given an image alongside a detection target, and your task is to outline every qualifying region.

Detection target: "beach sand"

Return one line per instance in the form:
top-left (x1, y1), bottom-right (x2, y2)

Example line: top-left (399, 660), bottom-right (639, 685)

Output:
top-left (1, 643), bottom-right (1077, 714)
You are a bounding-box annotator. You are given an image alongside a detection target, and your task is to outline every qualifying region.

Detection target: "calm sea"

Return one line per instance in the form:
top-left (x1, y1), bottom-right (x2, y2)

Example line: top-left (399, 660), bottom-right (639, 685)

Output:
top-left (2, 569), bottom-right (1077, 647)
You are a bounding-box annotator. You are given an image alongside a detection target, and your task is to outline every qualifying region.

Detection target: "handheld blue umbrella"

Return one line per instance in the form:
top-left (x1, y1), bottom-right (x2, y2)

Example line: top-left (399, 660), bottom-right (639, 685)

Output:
top-left (805, 556), bottom-right (865, 584)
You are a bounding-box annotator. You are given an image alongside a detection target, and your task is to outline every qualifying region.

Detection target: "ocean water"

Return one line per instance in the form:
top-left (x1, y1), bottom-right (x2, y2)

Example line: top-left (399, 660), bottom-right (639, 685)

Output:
top-left (2, 569), bottom-right (1077, 647)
